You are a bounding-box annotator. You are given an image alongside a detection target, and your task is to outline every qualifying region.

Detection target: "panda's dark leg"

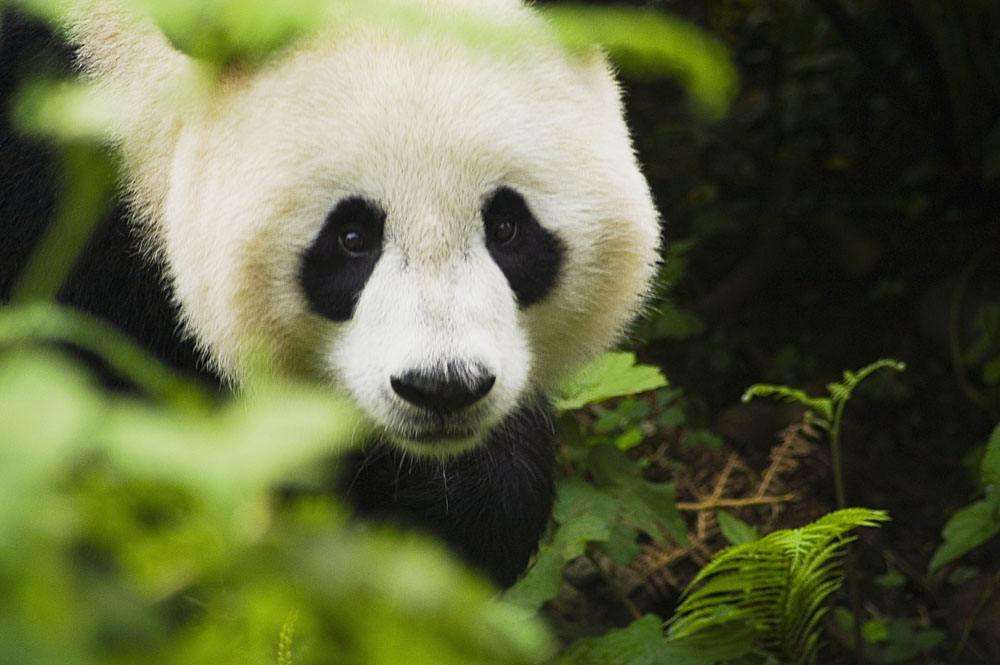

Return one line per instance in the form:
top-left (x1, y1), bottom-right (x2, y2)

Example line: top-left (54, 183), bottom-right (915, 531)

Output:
top-left (342, 401), bottom-right (557, 588)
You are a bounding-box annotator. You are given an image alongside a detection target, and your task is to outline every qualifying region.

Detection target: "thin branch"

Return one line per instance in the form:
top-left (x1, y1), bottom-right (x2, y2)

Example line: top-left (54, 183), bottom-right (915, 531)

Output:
top-left (677, 493), bottom-right (797, 512)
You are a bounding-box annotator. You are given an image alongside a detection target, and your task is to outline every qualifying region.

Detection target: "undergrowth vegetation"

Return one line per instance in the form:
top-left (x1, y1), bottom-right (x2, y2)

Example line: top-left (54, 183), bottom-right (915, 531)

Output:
top-left (2, 0), bottom-right (999, 664)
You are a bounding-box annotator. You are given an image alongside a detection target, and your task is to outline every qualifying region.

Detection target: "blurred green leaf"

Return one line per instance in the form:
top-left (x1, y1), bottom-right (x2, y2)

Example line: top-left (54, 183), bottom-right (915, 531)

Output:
top-left (130, 0), bottom-right (334, 68)
top-left (716, 510), bottom-right (759, 545)
top-left (0, 346), bottom-right (554, 664)
top-left (13, 80), bottom-right (119, 141)
top-left (874, 570), bottom-right (907, 589)
top-left (0, 303), bottom-right (210, 408)
top-left (981, 424), bottom-right (1000, 488)
top-left (929, 424), bottom-right (1000, 572)
top-left (929, 498), bottom-right (1000, 572)
top-left (862, 619), bottom-right (890, 644)
top-left (541, 5), bottom-right (738, 119)
top-left (6, 144), bottom-right (115, 305)
top-left (101, 382), bottom-right (362, 505)
top-left (0, 352), bottom-right (102, 537)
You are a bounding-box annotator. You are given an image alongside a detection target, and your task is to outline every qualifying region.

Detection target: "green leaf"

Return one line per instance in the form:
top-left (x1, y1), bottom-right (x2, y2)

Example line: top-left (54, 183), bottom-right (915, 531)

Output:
top-left (619, 479), bottom-right (689, 547)
top-left (0, 303), bottom-right (210, 409)
top-left (131, 0), bottom-right (336, 68)
top-left (503, 514), bottom-right (609, 611)
top-left (614, 427), bottom-right (645, 451)
top-left (637, 305), bottom-right (705, 342)
top-left (0, 352), bottom-right (103, 536)
top-left (540, 6), bottom-right (738, 120)
top-left (553, 352), bottom-right (667, 412)
top-left (861, 619), bottom-right (890, 644)
top-left (559, 615), bottom-right (712, 665)
top-left (874, 570), bottom-right (907, 589)
top-left (947, 566), bottom-right (979, 585)
top-left (929, 498), bottom-right (1000, 572)
top-left (554, 478), bottom-right (622, 526)
top-left (101, 382), bottom-right (364, 507)
top-left (680, 429), bottom-right (723, 450)
top-left (506, 483), bottom-right (617, 610)
top-left (554, 515), bottom-right (613, 561)
top-left (581, 447), bottom-right (689, 545)
top-left (981, 424), bottom-right (1000, 488)
top-left (600, 522), bottom-right (643, 566)
top-left (502, 545), bottom-right (566, 611)
top-left (716, 511), bottom-right (759, 545)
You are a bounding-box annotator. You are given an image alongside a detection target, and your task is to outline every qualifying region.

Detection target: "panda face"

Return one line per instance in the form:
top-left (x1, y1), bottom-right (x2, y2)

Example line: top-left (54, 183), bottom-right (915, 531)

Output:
top-left (142, 5), bottom-right (661, 457)
top-left (295, 185), bottom-right (564, 455)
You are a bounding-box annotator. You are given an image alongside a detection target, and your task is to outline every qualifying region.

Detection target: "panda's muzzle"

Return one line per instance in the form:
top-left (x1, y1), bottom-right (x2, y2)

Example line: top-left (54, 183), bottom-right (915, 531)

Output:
top-left (390, 362), bottom-right (495, 416)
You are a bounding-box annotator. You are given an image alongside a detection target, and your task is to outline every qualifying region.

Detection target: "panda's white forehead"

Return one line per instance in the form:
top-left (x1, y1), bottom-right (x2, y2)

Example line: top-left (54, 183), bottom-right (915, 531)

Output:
top-left (237, 29), bottom-right (606, 204)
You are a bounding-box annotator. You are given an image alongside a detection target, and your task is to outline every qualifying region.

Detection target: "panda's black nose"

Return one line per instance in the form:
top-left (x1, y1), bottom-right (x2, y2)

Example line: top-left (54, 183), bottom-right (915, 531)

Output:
top-left (391, 365), bottom-right (495, 414)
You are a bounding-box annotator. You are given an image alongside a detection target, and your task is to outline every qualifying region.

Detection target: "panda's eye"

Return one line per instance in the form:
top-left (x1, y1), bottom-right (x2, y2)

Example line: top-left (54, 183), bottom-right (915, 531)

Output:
top-left (300, 196), bottom-right (386, 322)
top-left (491, 218), bottom-right (518, 244)
top-left (338, 226), bottom-right (372, 256)
top-left (482, 186), bottom-right (564, 308)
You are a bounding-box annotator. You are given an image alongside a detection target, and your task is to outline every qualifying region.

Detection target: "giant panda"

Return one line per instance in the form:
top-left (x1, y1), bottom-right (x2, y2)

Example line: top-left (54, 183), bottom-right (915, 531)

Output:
top-left (2, 0), bottom-right (661, 586)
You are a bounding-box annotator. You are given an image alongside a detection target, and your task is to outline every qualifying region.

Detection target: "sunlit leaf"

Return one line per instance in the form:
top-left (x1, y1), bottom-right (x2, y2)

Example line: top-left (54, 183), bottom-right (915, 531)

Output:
top-left (554, 352), bottom-right (667, 411)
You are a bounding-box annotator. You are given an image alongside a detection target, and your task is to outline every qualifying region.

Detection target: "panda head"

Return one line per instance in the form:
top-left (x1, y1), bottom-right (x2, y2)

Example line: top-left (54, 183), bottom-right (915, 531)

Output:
top-left (79, 0), bottom-right (661, 456)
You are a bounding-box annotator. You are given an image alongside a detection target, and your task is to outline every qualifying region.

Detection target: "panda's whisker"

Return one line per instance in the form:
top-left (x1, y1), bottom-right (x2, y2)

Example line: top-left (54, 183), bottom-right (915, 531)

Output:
top-left (441, 467), bottom-right (450, 515)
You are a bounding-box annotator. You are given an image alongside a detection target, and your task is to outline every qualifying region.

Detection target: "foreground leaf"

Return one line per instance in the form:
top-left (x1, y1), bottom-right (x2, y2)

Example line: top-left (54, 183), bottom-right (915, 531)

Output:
top-left (541, 5), bottom-right (738, 119)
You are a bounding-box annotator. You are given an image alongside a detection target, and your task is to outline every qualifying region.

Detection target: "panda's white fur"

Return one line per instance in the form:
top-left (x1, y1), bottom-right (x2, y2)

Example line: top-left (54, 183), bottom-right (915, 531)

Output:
top-left (65, 0), bottom-right (661, 457)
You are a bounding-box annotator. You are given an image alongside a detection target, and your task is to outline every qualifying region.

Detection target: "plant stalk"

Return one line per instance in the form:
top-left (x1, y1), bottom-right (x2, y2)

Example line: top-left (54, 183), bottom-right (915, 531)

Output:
top-left (829, 396), bottom-right (864, 665)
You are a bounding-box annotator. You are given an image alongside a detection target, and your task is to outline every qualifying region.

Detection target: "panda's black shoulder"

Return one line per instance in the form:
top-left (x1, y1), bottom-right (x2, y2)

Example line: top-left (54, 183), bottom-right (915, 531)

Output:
top-left (0, 7), bottom-right (217, 390)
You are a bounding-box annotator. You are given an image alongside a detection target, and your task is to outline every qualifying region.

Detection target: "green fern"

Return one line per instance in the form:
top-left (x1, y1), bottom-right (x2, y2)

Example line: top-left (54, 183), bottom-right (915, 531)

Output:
top-left (667, 508), bottom-right (890, 664)
top-left (742, 359), bottom-right (905, 431)
top-left (740, 384), bottom-right (834, 423)
top-left (743, 359), bottom-right (905, 510)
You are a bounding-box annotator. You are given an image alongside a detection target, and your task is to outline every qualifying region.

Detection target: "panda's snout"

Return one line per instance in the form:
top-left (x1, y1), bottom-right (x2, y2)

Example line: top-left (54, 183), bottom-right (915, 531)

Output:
top-left (390, 362), bottom-right (495, 415)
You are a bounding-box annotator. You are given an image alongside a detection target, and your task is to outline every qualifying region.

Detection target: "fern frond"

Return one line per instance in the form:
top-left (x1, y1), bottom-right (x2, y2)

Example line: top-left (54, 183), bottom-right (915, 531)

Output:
top-left (741, 384), bottom-right (833, 423)
top-left (826, 359), bottom-right (906, 402)
top-left (667, 509), bottom-right (889, 664)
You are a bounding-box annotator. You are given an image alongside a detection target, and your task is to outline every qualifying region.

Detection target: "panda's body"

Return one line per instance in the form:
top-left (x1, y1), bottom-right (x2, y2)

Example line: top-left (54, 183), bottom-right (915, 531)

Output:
top-left (4, 0), bottom-right (661, 585)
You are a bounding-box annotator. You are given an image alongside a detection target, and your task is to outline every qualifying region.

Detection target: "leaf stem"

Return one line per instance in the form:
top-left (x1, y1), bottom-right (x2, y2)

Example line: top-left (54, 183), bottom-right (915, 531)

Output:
top-left (829, 397), bottom-right (848, 510)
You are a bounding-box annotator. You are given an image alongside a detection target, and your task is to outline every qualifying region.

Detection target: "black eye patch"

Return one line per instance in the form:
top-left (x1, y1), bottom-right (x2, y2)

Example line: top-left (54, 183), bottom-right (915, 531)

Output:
top-left (300, 197), bottom-right (385, 321)
top-left (483, 187), bottom-right (564, 308)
